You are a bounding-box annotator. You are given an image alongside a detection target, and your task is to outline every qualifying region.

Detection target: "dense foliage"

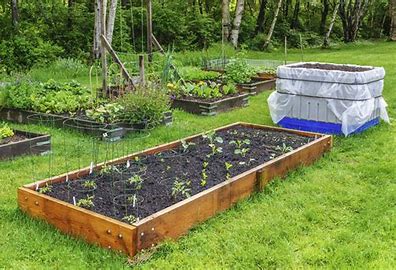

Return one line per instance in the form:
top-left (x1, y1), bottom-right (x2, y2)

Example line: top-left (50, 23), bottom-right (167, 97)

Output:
top-left (0, 0), bottom-right (393, 72)
top-left (3, 80), bottom-right (93, 114)
top-left (169, 81), bottom-right (237, 100)
top-left (0, 123), bottom-right (14, 140)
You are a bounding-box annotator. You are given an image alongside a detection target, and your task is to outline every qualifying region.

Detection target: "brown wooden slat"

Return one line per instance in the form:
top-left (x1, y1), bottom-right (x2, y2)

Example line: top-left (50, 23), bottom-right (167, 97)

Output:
top-left (18, 188), bottom-right (137, 256)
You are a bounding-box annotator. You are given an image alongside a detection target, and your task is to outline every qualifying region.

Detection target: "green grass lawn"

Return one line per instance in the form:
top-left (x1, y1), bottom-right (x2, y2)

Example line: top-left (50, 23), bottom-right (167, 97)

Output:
top-left (0, 41), bottom-right (395, 269)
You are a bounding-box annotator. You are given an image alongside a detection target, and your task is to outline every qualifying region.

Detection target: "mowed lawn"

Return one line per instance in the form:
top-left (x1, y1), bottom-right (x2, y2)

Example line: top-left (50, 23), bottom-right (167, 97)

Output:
top-left (0, 41), bottom-right (395, 269)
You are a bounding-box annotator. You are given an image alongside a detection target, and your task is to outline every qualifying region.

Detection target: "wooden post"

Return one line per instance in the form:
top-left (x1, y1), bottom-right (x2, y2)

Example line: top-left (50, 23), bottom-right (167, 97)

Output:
top-left (100, 0), bottom-right (108, 96)
top-left (139, 55), bottom-right (145, 87)
top-left (147, 0), bottom-right (153, 63)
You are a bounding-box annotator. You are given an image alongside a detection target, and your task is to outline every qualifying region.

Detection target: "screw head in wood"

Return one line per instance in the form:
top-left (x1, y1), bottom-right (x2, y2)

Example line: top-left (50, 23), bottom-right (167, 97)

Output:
top-left (118, 234), bottom-right (123, 239)
top-left (34, 201), bottom-right (39, 206)
top-left (24, 197), bottom-right (28, 201)
top-left (141, 232), bottom-right (144, 236)
top-left (107, 229), bottom-right (112, 234)
top-left (151, 227), bottom-right (155, 231)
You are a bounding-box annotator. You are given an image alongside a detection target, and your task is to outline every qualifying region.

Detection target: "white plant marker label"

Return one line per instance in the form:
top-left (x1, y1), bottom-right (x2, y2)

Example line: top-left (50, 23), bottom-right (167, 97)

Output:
top-left (73, 196), bottom-right (77, 206)
top-left (89, 162), bottom-right (94, 174)
top-left (126, 160), bottom-right (130, 168)
top-left (35, 183), bottom-right (39, 191)
top-left (65, 174), bottom-right (69, 182)
top-left (132, 194), bottom-right (137, 208)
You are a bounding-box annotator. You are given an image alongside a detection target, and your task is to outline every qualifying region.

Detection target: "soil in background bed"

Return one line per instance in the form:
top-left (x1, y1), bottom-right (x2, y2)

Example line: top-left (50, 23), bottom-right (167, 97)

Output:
top-left (46, 125), bottom-right (314, 224)
top-left (292, 63), bottom-right (373, 72)
top-left (0, 133), bottom-right (28, 145)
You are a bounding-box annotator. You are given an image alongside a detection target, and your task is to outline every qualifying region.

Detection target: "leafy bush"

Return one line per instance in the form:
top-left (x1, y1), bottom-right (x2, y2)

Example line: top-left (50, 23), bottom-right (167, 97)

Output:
top-left (169, 81), bottom-right (237, 99)
top-left (86, 103), bottom-right (124, 124)
top-left (0, 123), bottom-right (14, 140)
top-left (5, 80), bottom-right (93, 114)
top-left (224, 59), bottom-right (257, 84)
top-left (115, 87), bottom-right (170, 127)
top-left (179, 66), bottom-right (220, 81)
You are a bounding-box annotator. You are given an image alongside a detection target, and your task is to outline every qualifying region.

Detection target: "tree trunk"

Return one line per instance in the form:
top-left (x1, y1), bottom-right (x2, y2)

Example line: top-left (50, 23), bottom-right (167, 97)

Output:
top-left (320, 0), bottom-right (330, 35)
top-left (291, 0), bottom-right (300, 29)
top-left (221, 0), bottom-right (231, 41)
top-left (323, 1), bottom-right (340, 47)
top-left (230, 0), bottom-right (245, 48)
top-left (390, 0), bottom-right (396, 40)
top-left (11, 0), bottom-right (19, 29)
top-left (339, 0), bottom-right (368, 42)
top-left (255, 0), bottom-right (268, 35)
top-left (264, 0), bottom-right (283, 49)
top-left (106, 0), bottom-right (118, 45)
top-left (93, 0), bottom-right (101, 59)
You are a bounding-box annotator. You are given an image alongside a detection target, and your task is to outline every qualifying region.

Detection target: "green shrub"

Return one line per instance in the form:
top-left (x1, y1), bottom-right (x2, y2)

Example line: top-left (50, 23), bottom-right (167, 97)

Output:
top-left (115, 87), bottom-right (170, 127)
top-left (0, 123), bottom-right (14, 140)
top-left (224, 59), bottom-right (257, 84)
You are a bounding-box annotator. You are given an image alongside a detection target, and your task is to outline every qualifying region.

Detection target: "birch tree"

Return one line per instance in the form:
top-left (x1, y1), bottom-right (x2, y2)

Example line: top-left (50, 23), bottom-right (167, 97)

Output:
top-left (11, 0), bottom-right (19, 29)
top-left (263, 0), bottom-right (283, 49)
top-left (323, 1), bottom-right (341, 47)
top-left (106, 0), bottom-right (118, 45)
top-left (221, 0), bottom-right (231, 41)
top-left (230, 0), bottom-right (245, 48)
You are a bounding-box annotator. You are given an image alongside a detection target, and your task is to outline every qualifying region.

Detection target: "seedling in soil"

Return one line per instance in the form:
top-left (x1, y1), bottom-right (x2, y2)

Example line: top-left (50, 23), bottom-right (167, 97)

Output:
top-left (127, 194), bottom-right (139, 207)
top-left (171, 178), bottom-right (191, 200)
top-left (122, 215), bottom-right (137, 225)
top-left (82, 180), bottom-right (97, 190)
top-left (128, 175), bottom-right (144, 190)
top-left (200, 170), bottom-right (208, 187)
top-left (181, 140), bottom-right (195, 152)
top-left (77, 195), bottom-right (95, 209)
top-left (276, 143), bottom-right (293, 154)
top-left (207, 143), bottom-right (223, 158)
top-left (203, 161), bottom-right (209, 169)
top-left (100, 164), bottom-right (118, 175)
top-left (225, 162), bottom-right (233, 179)
top-left (202, 130), bottom-right (223, 144)
top-left (38, 184), bottom-right (52, 194)
top-left (230, 139), bottom-right (251, 157)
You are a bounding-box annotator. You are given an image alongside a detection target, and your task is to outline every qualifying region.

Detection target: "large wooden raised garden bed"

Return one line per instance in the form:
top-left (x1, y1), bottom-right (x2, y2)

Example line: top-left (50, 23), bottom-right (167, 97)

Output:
top-left (0, 130), bottom-right (51, 160)
top-left (18, 122), bottom-right (332, 257)
top-left (172, 93), bottom-right (249, 116)
top-left (237, 78), bottom-right (276, 95)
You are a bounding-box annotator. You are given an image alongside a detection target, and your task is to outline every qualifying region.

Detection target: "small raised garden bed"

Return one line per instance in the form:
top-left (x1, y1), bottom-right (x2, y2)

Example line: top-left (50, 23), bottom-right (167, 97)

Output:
top-left (18, 122), bottom-right (332, 256)
top-left (172, 93), bottom-right (249, 116)
top-left (237, 77), bottom-right (276, 95)
top-left (0, 130), bottom-right (51, 160)
top-left (0, 108), bottom-right (173, 141)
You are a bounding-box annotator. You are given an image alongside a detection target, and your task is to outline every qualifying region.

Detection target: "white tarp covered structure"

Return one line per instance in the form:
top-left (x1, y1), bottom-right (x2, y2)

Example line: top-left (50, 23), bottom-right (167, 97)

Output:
top-left (268, 62), bottom-right (390, 136)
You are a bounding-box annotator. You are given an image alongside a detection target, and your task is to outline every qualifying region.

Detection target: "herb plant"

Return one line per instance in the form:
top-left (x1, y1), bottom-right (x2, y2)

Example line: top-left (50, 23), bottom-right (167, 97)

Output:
top-left (171, 178), bottom-right (191, 200)
top-left (77, 195), bottom-right (95, 209)
top-left (0, 123), bottom-right (14, 140)
top-left (82, 180), bottom-right (96, 190)
top-left (225, 162), bottom-right (233, 179)
top-left (276, 143), bottom-right (294, 153)
top-left (128, 175), bottom-right (144, 190)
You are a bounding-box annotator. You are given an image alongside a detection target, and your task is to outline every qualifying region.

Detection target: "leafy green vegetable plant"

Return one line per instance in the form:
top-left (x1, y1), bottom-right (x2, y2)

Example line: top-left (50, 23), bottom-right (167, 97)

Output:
top-left (122, 215), bottom-right (137, 225)
top-left (0, 123), bottom-right (14, 140)
top-left (276, 143), bottom-right (294, 154)
top-left (127, 175), bottom-right (144, 190)
top-left (230, 139), bottom-right (251, 157)
top-left (225, 59), bottom-right (257, 84)
top-left (171, 178), bottom-right (191, 200)
top-left (77, 195), bottom-right (95, 209)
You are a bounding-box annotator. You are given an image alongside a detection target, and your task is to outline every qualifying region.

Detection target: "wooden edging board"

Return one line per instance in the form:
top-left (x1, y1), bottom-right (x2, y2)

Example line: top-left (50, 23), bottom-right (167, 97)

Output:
top-left (237, 79), bottom-right (276, 95)
top-left (0, 108), bottom-right (173, 141)
top-left (172, 94), bottom-right (250, 116)
top-left (18, 122), bottom-right (332, 257)
top-left (0, 130), bottom-right (51, 160)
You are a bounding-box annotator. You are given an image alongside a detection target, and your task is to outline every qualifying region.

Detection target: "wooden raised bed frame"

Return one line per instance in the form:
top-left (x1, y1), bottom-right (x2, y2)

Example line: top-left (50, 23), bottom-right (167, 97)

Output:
top-left (18, 122), bottom-right (332, 257)
top-left (0, 130), bottom-right (51, 160)
top-left (237, 78), bottom-right (276, 95)
top-left (172, 93), bottom-right (249, 116)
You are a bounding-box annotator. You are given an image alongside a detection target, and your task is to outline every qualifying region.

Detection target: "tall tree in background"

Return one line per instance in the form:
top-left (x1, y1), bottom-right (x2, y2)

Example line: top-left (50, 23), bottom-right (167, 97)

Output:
top-left (391, 0), bottom-right (396, 40)
top-left (339, 0), bottom-right (369, 42)
top-left (106, 0), bottom-right (118, 45)
top-left (290, 0), bottom-right (300, 29)
top-left (264, 0), bottom-right (283, 48)
top-left (255, 0), bottom-right (268, 35)
top-left (320, 0), bottom-right (330, 34)
top-left (11, 0), bottom-right (19, 29)
top-left (323, 1), bottom-right (341, 47)
top-left (230, 0), bottom-right (245, 47)
top-left (222, 0), bottom-right (231, 41)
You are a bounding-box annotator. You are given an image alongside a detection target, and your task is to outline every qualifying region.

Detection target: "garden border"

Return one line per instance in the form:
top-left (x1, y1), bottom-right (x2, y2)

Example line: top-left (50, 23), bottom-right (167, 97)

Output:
top-left (18, 122), bottom-right (332, 257)
top-left (237, 78), bottom-right (276, 95)
top-left (172, 93), bottom-right (250, 116)
top-left (0, 130), bottom-right (51, 160)
top-left (0, 108), bottom-right (173, 140)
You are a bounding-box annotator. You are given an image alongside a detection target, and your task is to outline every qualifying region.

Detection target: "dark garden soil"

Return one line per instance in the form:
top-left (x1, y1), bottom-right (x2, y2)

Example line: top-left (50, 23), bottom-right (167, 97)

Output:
top-left (46, 125), bottom-right (314, 224)
top-left (292, 63), bottom-right (372, 72)
top-left (0, 133), bottom-right (28, 145)
top-left (173, 92), bottom-right (244, 103)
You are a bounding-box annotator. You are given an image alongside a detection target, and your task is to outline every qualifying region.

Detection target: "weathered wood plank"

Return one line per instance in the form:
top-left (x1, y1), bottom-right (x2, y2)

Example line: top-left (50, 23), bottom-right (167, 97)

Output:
top-left (18, 188), bottom-right (137, 256)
